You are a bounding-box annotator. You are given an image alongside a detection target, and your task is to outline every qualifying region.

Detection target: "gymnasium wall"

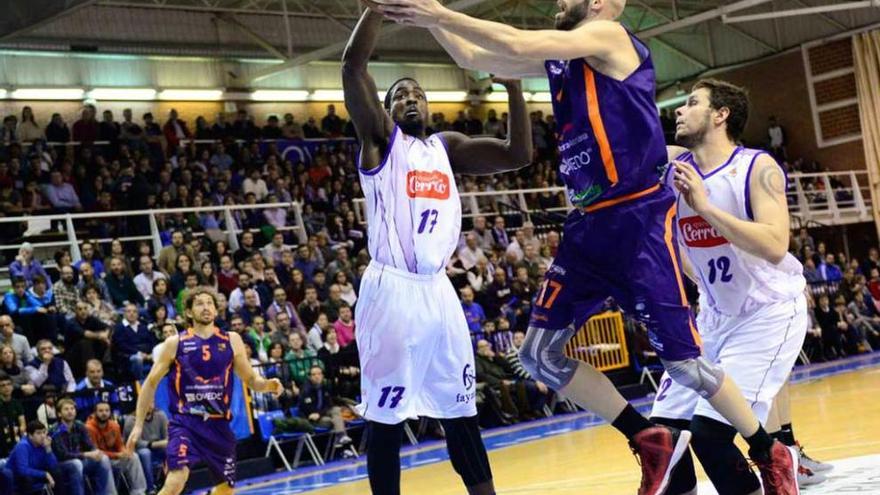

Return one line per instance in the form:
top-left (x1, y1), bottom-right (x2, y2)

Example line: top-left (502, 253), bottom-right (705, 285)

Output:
top-left (681, 42), bottom-right (865, 173)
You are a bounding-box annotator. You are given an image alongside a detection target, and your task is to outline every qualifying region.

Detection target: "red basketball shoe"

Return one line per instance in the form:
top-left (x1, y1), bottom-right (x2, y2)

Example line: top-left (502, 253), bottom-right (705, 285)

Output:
top-left (753, 440), bottom-right (800, 495)
top-left (630, 425), bottom-right (692, 495)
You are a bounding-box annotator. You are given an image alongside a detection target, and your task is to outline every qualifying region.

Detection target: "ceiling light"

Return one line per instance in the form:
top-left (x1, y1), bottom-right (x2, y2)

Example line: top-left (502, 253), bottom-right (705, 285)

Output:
top-left (158, 89), bottom-right (223, 101)
top-left (11, 88), bottom-right (85, 100)
top-left (251, 90), bottom-right (310, 102)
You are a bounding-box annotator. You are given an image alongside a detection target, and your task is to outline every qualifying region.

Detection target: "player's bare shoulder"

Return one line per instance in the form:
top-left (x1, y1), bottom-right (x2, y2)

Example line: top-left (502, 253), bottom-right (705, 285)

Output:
top-left (749, 153), bottom-right (787, 205)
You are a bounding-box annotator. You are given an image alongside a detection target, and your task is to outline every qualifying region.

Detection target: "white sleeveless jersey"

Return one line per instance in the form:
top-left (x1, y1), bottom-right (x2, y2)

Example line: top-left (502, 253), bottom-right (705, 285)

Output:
top-left (358, 127), bottom-right (462, 275)
top-left (666, 147), bottom-right (806, 316)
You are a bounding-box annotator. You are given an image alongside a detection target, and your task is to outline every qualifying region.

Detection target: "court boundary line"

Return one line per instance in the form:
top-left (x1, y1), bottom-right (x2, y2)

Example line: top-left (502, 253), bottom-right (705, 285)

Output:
top-left (216, 352), bottom-right (880, 494)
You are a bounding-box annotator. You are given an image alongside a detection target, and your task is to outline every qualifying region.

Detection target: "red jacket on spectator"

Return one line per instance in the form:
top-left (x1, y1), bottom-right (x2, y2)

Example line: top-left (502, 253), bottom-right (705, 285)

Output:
top-left (85, 415), bottom-right (125, 459)
top-left (72, 119), bottom-right (99, 144)
top-left (163, 119), bottom-right (191, 150)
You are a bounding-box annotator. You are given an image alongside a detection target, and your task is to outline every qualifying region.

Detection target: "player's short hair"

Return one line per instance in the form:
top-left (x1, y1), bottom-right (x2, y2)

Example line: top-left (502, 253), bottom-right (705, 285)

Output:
top-left (692, 78), bottom-right (750, 141)
top-left (384, 78), bottom-right (420, 111)
top-left (184, 287), bottom-right (219, 312)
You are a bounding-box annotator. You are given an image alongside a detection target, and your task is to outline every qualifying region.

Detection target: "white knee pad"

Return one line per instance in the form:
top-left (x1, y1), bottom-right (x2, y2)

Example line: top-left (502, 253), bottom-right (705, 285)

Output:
top-left (662, 356), bottom-right (725, 399)
top-left (518, 326), bottom-right (578, 389)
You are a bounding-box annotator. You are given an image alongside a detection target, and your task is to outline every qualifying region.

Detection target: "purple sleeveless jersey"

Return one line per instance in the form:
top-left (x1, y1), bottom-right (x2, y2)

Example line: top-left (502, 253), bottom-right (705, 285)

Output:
top-left (545, 31), bottom-right (667, 207)
top-left (168, 328), bottom-right (234, 419)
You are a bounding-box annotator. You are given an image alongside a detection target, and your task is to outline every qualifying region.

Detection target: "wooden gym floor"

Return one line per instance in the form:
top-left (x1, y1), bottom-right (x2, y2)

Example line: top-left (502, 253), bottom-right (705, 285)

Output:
top-left (230, 358), bottom-right (880, 495)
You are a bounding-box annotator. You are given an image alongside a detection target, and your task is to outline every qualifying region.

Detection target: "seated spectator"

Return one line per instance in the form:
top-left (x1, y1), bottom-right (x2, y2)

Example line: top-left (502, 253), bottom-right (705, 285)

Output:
top-left (470, 216), bottom-right (495, 251)
top-left (111, 303), bottom-right (157, 381)
top-left (815, 294), bottom-right (854, 359)
top-left (233, 231), bottom-right (259, 267)
top-left (105, 256), bottom-right (144, 308)
top-left (157, 230), bottom-right (195, 277)
top-left (53, 265), bottom-right (80, 317)
top-left (82, 284), bottom-right (117, 327)
top-left (294, 245), bottom-right (318, 282)
top-left (467, 256), bottom-right (493, 296)
top-left (333, 305), bottom-right (355, 348)
top-left (9, 243), bottom-right (50, 287)
top-left (0, 375), bottom-right (26, 459)
top-left (458, 233), bottom-right (486, 271)
top-left (85, 402), bottom-right (147, 495)
top-left (804, 258), bottom-right (825, 284)
top-left (818, 253), bottom-right (843, 283)
top-left (26, 340), bottom-right (75, 394)
top-left (50, 398), bottom-right (114, 495)
top-left (25, 275), bottom-right (59, 343)
top-left (297, 286), bottom-right (323, 329)
top-left (504, 330), bottom-right (551, 415)
top-left (229, 272), bottom-right (259, 313)
top-left (147, 278), bottom-right (177, 323)
top-left (491, 216), bottom-right (510, 249)
top-left (3, 277), bottom-right (39, 333)
top-left (333, 271), bottom-right (358, 308)
top-left (133, 255), bottom-right (166, 301)
top-left (848, 290), bottom-right (880, 344)
top-left (247, 315), bottom-right (271, 362)
top-left (0, 315), bottom-right (34, 367)
top-left (75, 262), bottom-right (109, 302)
top-left (122, 405), bottom-right (167, 494)
top-left (169, 252), bottom-right (195, 297)
top-left (43, 170), bottom-right (82, 216)
top-left (275, 251), bottom-right (297, 289)
top-left (74, 361), bottom-right (120, 422)
top-left (36, 386), bottom-right (58, 430)
top-left (317, 328), bottom-right (359, 399)
top-left (322, 284), bottom-right (345, 322)
top-left (474, 340), bottom-right (521, 422)
top-left (174, 271), bottom-right (201, 317)
top-left (200, 260), bottom-right (219, 293)
top-left (306, 313), bottom-right (330, 353)
top-left (461, 286), bottom-right (486, 334)
top-left (8, 420), bottom-right (59, 495)
top-left (238, 289), bottom-right (264, 326)
top-left (285, 333), bottom-right (322, 386)
top-left (64, 302), bottom-right (111, 379)
top-left (217, 254), bottom-right (239, 297)
top-left (266, 287), bottom-right (305, 335)
top-left (263, 342), bottom-right (294, 386)
top-left (0, 344), bottom-right (36, 398)
top-left (297, 366), bottom-right (352, 449)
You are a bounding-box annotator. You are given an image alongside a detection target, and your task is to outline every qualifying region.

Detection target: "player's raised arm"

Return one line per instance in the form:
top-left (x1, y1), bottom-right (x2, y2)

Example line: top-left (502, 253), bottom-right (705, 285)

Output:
top-left (230, 331), bottom-right (283, 394)
top-left (342, 7), bottom-right (394, 171)
top-left (672, 154), bottom-right (790, 264)
top-left (373, 0), bottom-right (629, 64)
top-left (440, 78), bottom-right (532, 175)
top-left (125, 334), bottom-right (178, 452)
top-left (427, 27), bottom-right (544, 77)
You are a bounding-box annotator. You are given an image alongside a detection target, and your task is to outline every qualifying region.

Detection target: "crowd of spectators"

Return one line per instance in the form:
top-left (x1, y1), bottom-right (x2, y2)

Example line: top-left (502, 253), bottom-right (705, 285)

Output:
top-left (0, 101), bottom-right (877, 494)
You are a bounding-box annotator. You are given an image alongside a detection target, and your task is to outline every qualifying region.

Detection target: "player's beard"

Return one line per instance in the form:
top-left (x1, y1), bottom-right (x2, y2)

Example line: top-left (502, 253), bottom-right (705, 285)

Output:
top-left (193, 312), bottom-right (216, 327)
top-left (555, 1), bottom-right (590, 31)
top-left (675, 112), bottom-right (711, 149)
top-left (398, 119), bottom-right (425, 137)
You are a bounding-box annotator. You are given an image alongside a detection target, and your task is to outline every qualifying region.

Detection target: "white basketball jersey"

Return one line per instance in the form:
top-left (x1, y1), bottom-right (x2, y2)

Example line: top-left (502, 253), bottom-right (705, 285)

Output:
top-left (358, 126), bottom-right (462, 275)
top-left (666, 147), bottom-right (806, 316)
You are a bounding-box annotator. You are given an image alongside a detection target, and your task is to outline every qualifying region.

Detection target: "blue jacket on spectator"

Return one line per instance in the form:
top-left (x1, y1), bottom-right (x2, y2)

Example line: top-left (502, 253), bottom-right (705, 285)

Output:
top-left (8, 436), bottom-right (58, 493)
top-left (111, 320), bottom-right (158, 360)
top-left (819, 262), bottom-right (843, 283)
top-left (74, 379), bottom-right (119, 421)
top-left (9, 259), bottom-right (51, 287)
top-left (3, 290), bottom-right (38, 316)
top-left (462, 301), bottom-right (487, 333)
top-left (25, 287), bottom-right (54, 310)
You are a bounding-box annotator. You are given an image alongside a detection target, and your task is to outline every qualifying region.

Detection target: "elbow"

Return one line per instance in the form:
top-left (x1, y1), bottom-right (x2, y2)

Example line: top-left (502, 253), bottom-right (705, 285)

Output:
top-left (766, 245), bottom-right (788, 265)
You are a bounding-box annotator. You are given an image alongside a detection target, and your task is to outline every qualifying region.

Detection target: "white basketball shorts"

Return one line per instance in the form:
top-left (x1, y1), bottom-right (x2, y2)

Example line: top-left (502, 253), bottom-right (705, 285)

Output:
top-left (355, 261), bottom-right (478, 424)
top-left (650, 293), bottom-right (808, 425)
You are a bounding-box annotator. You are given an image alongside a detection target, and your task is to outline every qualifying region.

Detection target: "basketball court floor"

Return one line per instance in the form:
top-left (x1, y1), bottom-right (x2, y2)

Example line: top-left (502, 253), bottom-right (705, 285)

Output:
top-left (207, 353), bottom-right (880, 495)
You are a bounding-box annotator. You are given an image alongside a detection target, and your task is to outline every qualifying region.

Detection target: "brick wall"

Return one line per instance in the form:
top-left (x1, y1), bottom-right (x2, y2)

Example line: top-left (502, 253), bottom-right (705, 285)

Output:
top-left (698, 48), bottom-right (865, 172)
top-left (808, 39), bottom-right (854, 76)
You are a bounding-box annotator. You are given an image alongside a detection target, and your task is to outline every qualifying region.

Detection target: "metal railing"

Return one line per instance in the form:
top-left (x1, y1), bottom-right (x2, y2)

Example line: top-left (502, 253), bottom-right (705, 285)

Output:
top-left (0, 202), bottom-right (307, 277)
top-left (350, 170), bottom-right (873, 228)
top-left (786, 170), bottom-right (873, 226)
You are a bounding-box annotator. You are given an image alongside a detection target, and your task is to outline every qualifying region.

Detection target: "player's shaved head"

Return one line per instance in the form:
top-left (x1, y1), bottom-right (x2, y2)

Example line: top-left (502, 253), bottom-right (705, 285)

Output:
top-left (555, 0), bottom-right (626, 29)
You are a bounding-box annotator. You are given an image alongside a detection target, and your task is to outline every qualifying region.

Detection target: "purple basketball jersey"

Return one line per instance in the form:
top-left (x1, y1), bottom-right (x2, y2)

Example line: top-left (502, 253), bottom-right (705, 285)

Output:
top-left (168, 328), bottom-right (235, 419)
top-left (545, 30), bottom-right (667, 207)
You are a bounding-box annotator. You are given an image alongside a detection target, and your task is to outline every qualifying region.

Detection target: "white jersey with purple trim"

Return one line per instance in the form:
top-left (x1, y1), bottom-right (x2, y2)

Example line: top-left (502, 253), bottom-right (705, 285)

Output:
top-left (666, 146), bottom-right (805, 317)
top-left (358, 126), bottom-right (461, 275)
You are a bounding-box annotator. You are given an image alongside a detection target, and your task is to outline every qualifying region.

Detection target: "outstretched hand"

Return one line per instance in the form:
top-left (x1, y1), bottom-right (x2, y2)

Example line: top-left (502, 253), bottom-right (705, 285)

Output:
top-left (491, 76), bottom-right (522, 91)
top-left (366, 0), bottom-right (447, 27)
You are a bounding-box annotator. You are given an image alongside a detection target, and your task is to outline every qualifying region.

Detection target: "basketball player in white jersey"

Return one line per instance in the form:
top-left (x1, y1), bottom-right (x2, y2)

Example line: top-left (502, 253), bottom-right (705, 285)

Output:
top-left (650, 79), bottom-right (807, 495)
top-left (342, 7), bottom-right (531, 495)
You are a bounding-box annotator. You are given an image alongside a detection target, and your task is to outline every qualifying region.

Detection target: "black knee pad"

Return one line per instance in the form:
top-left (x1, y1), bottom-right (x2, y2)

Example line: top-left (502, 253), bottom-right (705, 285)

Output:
top-left (440, 416), bottom-right (493, 487)
top-left (651, 417), bottom-right (697, 495)
top-left (690, 416), bottom-right (761, 495)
